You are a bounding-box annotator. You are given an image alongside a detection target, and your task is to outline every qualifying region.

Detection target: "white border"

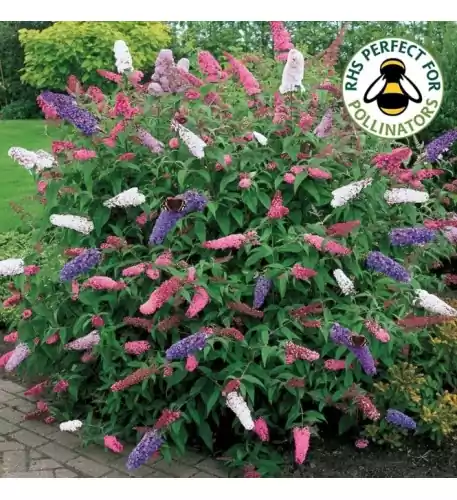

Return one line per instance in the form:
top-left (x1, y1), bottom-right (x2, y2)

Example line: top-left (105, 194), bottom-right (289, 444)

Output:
top-left (1, 1), bottom-right (457, 21)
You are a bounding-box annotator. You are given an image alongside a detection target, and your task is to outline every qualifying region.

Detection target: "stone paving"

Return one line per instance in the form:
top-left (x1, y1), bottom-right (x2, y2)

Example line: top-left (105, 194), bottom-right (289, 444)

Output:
top-left (0, 378), bottom-right (228, 478)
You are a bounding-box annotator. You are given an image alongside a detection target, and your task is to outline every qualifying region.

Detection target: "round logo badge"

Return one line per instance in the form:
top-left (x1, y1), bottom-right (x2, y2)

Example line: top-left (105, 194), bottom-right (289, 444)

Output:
top-left (342, 38), bottom-right (443, 139)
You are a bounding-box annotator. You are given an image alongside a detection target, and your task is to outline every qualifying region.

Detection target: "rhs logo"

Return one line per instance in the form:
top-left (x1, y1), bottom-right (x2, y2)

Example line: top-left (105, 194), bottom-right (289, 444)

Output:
top-left (342, 38), bottom-right (443, 139)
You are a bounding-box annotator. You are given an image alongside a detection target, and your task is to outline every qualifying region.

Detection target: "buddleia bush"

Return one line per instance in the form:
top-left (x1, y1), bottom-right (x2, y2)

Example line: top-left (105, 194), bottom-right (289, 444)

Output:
top-left (2, 23), bottom-right (457, 477)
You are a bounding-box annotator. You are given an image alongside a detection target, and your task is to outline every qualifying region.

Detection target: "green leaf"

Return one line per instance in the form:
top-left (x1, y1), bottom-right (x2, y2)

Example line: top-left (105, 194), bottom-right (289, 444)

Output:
top-left (294, 172), bottom-right (308, 194)
top-left (205, 390), bottom-right (220, 416)
top-left (197, 420), bottom-right (213, 451)
top-left (93, 206), bottom-right (111, 236)
top-left (338, 414), bottom-right (355, 435)
top-left (245, 246), bottom-right (272, 267)
top-left (219, 172), bottom-right (238, 193)
top-left (177, 169), bottom-right (188, 189)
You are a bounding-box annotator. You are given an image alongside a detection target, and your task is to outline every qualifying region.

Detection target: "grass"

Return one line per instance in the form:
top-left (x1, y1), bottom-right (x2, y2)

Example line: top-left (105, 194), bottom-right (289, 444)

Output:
top-left (0, 120), bottom-right (49, 232)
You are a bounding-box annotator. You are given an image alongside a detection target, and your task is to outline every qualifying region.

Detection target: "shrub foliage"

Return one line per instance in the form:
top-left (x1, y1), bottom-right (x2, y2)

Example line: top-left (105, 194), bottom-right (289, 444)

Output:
top-left (3, 24), bottom-right (457, 476)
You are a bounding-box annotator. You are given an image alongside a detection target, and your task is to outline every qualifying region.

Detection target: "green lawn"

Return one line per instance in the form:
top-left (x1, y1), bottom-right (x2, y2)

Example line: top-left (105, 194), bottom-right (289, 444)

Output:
top-left (0, 120), bottom-right (49, 232)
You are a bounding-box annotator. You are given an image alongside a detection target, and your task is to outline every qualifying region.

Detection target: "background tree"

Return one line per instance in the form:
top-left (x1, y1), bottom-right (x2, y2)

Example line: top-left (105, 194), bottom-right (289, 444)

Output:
top-left (19, 22), bottom-right (171, 90)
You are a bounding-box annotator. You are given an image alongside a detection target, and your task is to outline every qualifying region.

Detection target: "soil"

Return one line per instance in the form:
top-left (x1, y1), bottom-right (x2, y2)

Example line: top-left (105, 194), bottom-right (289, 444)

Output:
top-left (287, 438), bottom-right (457, 478)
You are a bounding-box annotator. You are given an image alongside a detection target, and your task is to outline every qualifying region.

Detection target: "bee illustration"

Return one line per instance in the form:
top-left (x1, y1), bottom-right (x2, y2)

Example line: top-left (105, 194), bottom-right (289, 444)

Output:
top-left (363, 58), bottom-right (422, 116)
top-left (162, 196), bottom-right (186, 212)
top-left (349, 335), bottom-right (367, 348)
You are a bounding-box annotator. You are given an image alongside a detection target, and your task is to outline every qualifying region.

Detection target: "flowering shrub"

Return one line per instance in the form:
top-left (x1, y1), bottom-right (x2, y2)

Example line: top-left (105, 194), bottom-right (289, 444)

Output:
top-left (3, 23), bottom-right (457, 476)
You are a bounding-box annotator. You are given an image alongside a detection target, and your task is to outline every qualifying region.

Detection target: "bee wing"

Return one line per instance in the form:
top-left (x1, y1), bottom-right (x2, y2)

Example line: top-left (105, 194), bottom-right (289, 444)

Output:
top-left (399, 75), bottom-right (422, 103)
top-left (363, 75), bottom-right (386, 103)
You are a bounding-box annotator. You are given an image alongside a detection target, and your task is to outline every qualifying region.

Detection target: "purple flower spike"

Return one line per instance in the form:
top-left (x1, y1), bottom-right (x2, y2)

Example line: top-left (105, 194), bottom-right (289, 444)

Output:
top-left (126, 430), bottom-right (165, 470)
top-left (385, 409), bottom-right (417, 430)
top-left (149, 190), bottom-right (208, 245)
top-left (165, 331), bottom-right (208, 361)
top-left (60, 248), bottom-right (101, 282)
top-left (39, 91), bottom-right (98, 135)
top-left (253, 276), bottom-right (272, 309)
top-left (137, 128), bottom-right (164, 153)
top-left (389, 227), bottom-right (436, 246)
top-left (425, 129), bottom-right (457, 163)
top-left (366, 251), bottom-right (411, 283)
top-left (330, 323), bottom-right (377, 376)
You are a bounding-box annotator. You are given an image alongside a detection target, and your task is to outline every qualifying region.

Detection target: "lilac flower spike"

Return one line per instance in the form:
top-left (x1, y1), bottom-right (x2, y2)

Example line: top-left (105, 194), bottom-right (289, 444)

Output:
top-left (330, 323), bottom-right (377, 376)
top-left (165, 330), bottom-right (208, 361)
top-left (39, 91), bottom-right (98, 135)
top-left (366, 251), bottom-right (411, 283)
top-left (5, 343), bottom-right (31, 372)
top-left (389, 227), bottom-right (436, 246)
top-left (385, 409), bottom-right (417, 430)
top-left (126, 430), bottom-right (165, 470)
top-left (253, 276), bottom-right (272, 309)
top-left (425, 129), bottom-right (457, 163)
top-left (60, 248), bottom-right (101, 282)
top-left (149, 190), bottom-right (208, 245)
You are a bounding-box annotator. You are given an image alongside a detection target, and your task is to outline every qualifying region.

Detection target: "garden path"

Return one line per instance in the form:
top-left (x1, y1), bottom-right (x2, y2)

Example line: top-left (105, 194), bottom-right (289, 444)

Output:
top-left (0, 378), bottom-right (227, 478)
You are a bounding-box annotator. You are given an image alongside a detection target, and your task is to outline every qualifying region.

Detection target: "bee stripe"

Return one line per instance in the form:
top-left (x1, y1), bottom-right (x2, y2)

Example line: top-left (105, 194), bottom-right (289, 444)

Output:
top-left (380, 107), bottom-right (406, 115)
top-left (381, 59), bottom-right (405, 70)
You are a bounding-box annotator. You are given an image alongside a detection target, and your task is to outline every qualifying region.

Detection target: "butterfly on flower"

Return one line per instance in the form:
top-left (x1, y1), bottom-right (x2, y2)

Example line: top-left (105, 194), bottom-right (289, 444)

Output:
top-left (162, 196), bottom-right (186, 212)
top-left (349, 335), bottom-right (367, 348)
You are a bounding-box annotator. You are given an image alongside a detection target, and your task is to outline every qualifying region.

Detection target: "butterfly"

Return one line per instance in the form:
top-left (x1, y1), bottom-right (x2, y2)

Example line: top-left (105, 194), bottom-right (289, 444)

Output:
top-left (349, 335), bottom-right (367, 348)
top-left (162, 196), bottom-right (186, 212)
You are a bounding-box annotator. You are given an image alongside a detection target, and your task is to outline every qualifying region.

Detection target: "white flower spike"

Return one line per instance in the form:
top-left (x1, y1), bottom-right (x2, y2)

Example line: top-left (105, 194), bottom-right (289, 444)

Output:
top-left (414, 290), bottom-right (457, 317)
top-left (0, 258), bottom-right (25, 277)
top-left (331, 178), bottom-right (373, 208)
top-left (333, 269), bottom-right (356, 296)
top-left (177, 58), bottom-right (190, 72)
top-left (226, 392), bottom-right (255, 430)
top-left (8, 147), bottom-right (56, 172)
top-left (253, 131), bottom-right (268, 146)
top-left (59, 420), bottom-right (83, 433)
top-left (103, 188), bottom-right (146, 208)
top-left (113, 40), bottom-right (133, 74)
top-left (384, 188), bottom-right (429, 205)
top-left (279, 49), bottom-right (305, 94)
top-left (50, 215), bottom-right (94, 235)
top-left (171, 121), bottom-right (206, 159)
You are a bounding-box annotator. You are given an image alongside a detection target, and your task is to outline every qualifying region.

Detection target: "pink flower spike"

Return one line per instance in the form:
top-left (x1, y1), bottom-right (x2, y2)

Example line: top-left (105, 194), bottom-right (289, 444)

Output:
top-left (154, 250), bottom-right (173, 267)
top-left (91, 315), bottom-right (104, 328)
top-left (324, 359), bottom-right (347, 371)
top-left (22, 309), bottom-right (32, 320)
top-left (24, 381), bottom-right (48, 397)
top-left (45, 332), bottom-right (60, 344)
top-left (118, 152), bottom-right (136, 162)
top-left (104, 435), bottom-right (124, 453)
top-left (169, 138), bottom-right (179, 149)
top-left (307, 167), bottom-right (332, 180)
top-left (244, 465), bottom-right (262, 478)
top-left (185, 354), bottom-right (199, 372)
top-left (364, 320), bottom-right (390, 343)
top-left (53, 380), bottom-right (69, 393)
top-left (355, 438), bottom-right (369, 449)
top-left (4, 331), bottom-right (19, 343)
top-left (24, 265), bottom-right (40, 276)
top-left (203, 234), bottom-right (247, 250)
top-left (186, 286), bottom-right (210, 318)
top-left (292, 264), bottom-right (317, 280)
top-left (284, 173), bottom-right (296, 184)
top-left (0, 350), bottom-right (14, 369)
top-left (239, 177), bottom-right (252, 189)
top-left (71, 280), bottom-right (79, 301)
top-left (122, 263), bottom-right (146, 277)
top-left (139, 277), bottom-right (182, 315)
top-left (136, 212), bottom-right (148, 226)
top-left (145, 266), bottom-right (160, 280)
top-left (293, 427), bottom-right (311, 465)
top-left (73, 149), bottom-right (97, 161)
top-left (124, 341), bottom-right (150, 356)
top-left (253, 417), bottom-right (269, 442)
top-left (304, 234), bottom-right (351, 256)
top-left (82, 276), bottom-right (126, 291)
top-left (267, 191), bottom-right (289, 219)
